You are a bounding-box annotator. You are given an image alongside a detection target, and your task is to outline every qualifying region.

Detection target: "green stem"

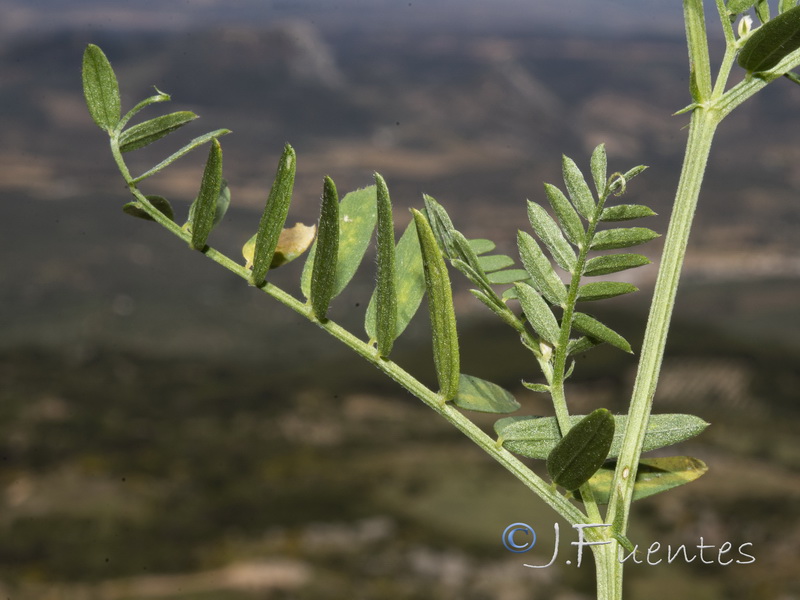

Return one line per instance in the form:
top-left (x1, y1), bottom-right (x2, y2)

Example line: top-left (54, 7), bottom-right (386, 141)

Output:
top-left (111, 140), bottom-right (589, 527)
top-left (549, 190), bottom-right (612, 524)
top-left (595, 539), bottom-right (622, 600)
top-left (607, 107), bottom-right (720, 536)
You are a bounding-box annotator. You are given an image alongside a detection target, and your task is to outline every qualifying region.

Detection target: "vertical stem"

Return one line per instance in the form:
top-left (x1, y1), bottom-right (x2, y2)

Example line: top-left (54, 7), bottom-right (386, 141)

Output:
top-left (594, 540), bottom-right (622, 600)
top-left (607, 107), bottom-right (720, 536)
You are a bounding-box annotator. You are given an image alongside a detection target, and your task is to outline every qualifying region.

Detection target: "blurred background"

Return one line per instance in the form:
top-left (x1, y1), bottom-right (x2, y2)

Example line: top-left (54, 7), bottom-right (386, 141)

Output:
top-left (1, 0), bottom-right (799, 598)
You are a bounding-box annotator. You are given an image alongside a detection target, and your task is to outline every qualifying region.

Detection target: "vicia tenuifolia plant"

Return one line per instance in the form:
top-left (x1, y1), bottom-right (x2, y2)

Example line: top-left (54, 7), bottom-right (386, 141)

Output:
top-left (81, 1), bottom-right (800, 597)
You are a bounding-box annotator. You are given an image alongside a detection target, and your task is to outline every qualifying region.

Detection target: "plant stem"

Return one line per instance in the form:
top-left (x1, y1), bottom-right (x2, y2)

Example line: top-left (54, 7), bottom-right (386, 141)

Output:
top-left (112, 144), bottom-right (589, 527)
top-left (607, 107), bottom-right (719, 539)
top-left (595, 539), bottom-right (622, 600)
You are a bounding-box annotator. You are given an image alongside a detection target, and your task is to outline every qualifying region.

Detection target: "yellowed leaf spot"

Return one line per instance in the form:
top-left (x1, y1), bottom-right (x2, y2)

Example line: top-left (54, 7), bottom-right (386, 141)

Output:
top-left (243, 223), bottom-right (316, 270)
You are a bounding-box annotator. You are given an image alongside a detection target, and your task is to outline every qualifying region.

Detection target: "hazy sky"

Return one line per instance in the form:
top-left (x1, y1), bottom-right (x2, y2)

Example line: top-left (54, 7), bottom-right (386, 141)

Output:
top-left (2, 0), bottom-right (686, 38)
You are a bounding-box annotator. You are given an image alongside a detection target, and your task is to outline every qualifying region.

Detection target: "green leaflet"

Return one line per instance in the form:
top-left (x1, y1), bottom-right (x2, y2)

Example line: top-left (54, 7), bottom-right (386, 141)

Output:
top-left (413, 209), bottom-right (460, 402)
top-left (452, 374), bottom-right (520, 414)
top-left (527, 201), bottom-right (577, 273)
top-left (373, 173), bottom-right (397, 357)
top-left (469, 239), bottom-right (496, 255)
top-left (122, 195), bottom-right (174, 222)
top-left (543, 183), bottom-right (584, 247)
top-left (572, 312), bottom-right (632, 353)
top-left (590, 143), bottom-right (608, 199)
top-left (547, 408), bottom-right (615, 491)
top-left (302, 185), bottom-right (378, 299)
top-left (583, 253), bottom-right (651, 277)
top-left (451, 259), bottom-right (493, 298)
top-left (494, 413), bottom-right (709, 460)
top-left (309, 176), bottom-right (340, 320)
top-left (738, 4), bottom-right (800, 71)
top-left (578, 456), bottom-right (708, 504)
top-left (756, 0), bottom-right (771, 23)
top-left (599, 204), bottom-right (657, 222)
top-left (188, 139), bottom-right (223, 251)
top-left (522, 381), bottom-right (550, 393)
top-left (590, 227), bottom-right (660, 250)
top-left (517, 231), bottom-right (567, 305)
top-left (514, 282), bottom-right (561, 347)
top-left (487, 268), bottom-right (530, 285)
top-left (242, 223), bottom-right (315, 270)
top-left (82, 44), bottom-right (120, 131)
top-left (780, 0), bottom-right (798, 15)
top-left (119, 111), bottom-right (198, 153)
top-left (451, 230), bottom-right (487, 277)
top-left (251, 145), bottom-right (296, 285)
top-left (189, 178), bottom-right (230, 231)
top-left (562, 155), bottom-right (596, 220)
top-left (567, 336), bottom-right (602, 356)
top-left (727, 0), bottom-right (758, 15)
top-left (422, 195), bottom-right (457, 258)
top-left (470, 289), bottom-right (524, 332)
top-left (577, 281), bottom-right (638, 301)
top-left (365, 219), bottom-right (425, 342)
top-left (478, 254), bottom-right (515, 272)
top-left (132, 129), bottom-right (232, 183)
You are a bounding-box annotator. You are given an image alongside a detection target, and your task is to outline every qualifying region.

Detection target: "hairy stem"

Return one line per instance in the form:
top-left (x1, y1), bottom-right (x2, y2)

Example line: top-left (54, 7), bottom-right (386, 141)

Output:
top-left (607, 106), bottom-right (720, 536)
top-left (112, 140), bottom-right (589, 527)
